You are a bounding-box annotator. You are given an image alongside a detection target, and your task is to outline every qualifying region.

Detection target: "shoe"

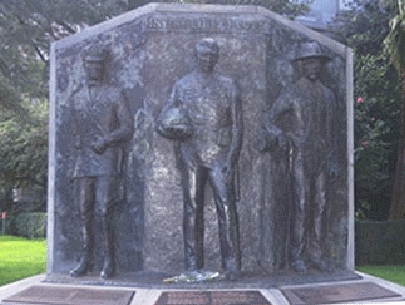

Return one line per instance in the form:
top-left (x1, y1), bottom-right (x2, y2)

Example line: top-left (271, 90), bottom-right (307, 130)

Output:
top-left (292, 259), bottom-right (307, 273)
top-left (70, 257), bottom-right (89, 277)
top-left (100, 258), bottom-right (113, 279)
top-left (100, 267), bottom-right (113, 279)
top-left (225, 269), bottom-right (241, 281)
top-left (225, 258), bottom-right (240, 281)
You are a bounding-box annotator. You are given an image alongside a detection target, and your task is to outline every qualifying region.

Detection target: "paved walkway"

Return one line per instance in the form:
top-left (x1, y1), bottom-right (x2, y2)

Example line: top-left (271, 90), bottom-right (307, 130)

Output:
top-left (1, 272), bottom-right (405, 305)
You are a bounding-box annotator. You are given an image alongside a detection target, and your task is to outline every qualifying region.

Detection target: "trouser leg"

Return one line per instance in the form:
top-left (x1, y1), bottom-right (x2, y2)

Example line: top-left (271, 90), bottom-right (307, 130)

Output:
top-left (96, 176), bottom-right (117, 278)
top-left (181, 165), bottom-right (206, 271)
top-left (290, 153), bottom-right (307, 272)
top-left (310, 169), bottom-right (325, 261)
top-left (309, 168), bottom-right (331, 271)
top-left (195, 168), bottom-right (207, 270)
top-left (70, 177), bottom-right (95, 277)
top-left (209, 166), bottom-right (240, 277)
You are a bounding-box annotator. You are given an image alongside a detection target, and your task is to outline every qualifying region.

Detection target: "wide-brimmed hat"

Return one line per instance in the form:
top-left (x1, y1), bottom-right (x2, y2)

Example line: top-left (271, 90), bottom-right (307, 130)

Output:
top-left (293, 41), bottom-right (331, 63)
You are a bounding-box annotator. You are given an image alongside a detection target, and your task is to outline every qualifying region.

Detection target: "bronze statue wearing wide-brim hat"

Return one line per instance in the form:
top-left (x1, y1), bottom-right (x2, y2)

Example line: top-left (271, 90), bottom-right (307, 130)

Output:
top-left (293, 41), bottom-right (332, 63)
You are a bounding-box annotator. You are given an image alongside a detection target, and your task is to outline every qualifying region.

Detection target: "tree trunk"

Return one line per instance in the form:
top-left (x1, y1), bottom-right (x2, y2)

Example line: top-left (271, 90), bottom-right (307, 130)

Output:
top-left (390, 73), bottom-right (405, 219)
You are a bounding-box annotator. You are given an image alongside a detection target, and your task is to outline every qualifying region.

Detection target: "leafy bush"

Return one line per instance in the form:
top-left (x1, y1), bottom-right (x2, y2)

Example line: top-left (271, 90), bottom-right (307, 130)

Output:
top-left (13, 212), bottom-right (46, 239)
top-left (353, 54), bottom-right (401, 220)
top-left (356, 220), bottom-right (405, 266)
top-left (333, 1), bottom-right (401, 220)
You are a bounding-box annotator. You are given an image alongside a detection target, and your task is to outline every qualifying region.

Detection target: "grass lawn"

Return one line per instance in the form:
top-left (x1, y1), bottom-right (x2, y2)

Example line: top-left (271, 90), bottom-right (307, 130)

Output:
top-left (357, 265), bottom-right (405, 286)
top-left (0, 236), bottom-right (46, 286)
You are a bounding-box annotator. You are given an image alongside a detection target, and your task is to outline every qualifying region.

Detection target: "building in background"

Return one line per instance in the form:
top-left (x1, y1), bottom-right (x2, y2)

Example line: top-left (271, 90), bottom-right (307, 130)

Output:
top-left (295, 0), bottom-right (353, 29)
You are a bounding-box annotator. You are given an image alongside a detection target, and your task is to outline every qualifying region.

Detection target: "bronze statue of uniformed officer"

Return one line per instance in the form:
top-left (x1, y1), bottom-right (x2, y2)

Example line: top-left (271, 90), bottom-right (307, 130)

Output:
top-left (261, 41), bottom-right (337, 273)
top-left (159, 38), bottom-right (243, 279)
top-left (69, 46), bottom-right (133, 278)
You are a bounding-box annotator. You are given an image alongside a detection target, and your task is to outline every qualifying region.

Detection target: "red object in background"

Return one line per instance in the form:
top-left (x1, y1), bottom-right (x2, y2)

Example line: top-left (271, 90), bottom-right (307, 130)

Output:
top-left (1, 212), bottom-right (6, 219)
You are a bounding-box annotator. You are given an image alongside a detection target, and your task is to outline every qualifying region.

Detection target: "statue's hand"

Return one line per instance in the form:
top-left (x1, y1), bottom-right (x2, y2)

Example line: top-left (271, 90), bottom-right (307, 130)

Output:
top-left (260, 133), bottom-right (291, 151)
top-left (255, 131), bottom-right (280, 152)
top-left (221, 159), bottom-right (234, 184)
top-left (91, 135), bottom-right (107, 154)
top-left (285, 133), bottom-right (307, 149)
top-left (277, 134), bottom-right (289, 150)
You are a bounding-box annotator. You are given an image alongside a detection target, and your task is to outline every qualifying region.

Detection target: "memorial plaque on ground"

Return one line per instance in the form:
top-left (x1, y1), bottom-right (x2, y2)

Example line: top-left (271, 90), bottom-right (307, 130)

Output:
top-left (282, 282), bottom-right (401, 305)
top-left (48, 3), bottom-right (354, 278)
top-left (154, 291), bottom-right (271, 305)
top-left (2, 286), bottom-right (134, 305)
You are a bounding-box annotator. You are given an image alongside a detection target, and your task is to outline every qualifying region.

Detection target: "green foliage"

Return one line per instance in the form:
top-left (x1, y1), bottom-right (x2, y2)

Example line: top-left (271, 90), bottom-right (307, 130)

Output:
top-left (0, 236), bottom-right (45, 286)
top-left (332, 1), bottom-right (401, 220)
top-left (0, 1), bottom-right (130, 105)
top-left (353, 55), bottom-right (401, 219)
top-left (382, 0), bottom-right (405, 219)
top-left (0, 98), bottom-right (48, 189)
top-left (355, 220), bottom-right (405, 265)
top-left (335, 0), bottom-right (398, 56)
top-left (13, 212), bottom-right (46, 239)
top-left (179, 0), bottom-right (311, 18)
top-left (384, 0), bottom-right (405, 73)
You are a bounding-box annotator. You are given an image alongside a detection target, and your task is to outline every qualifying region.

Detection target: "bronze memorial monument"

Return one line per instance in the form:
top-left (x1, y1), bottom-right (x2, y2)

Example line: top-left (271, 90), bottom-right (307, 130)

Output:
top-left (47, 3), bottom-right (354, 283)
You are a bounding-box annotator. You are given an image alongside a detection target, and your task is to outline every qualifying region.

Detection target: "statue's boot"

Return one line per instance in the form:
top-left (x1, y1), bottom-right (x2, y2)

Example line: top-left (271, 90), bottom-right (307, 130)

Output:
top-left (291, 259), bottom-right (307, 273)
top-left (71, 194), bottom-right (93, 277)
top-left (100, 256), bottom-right (113, 279)
top-left (101, 229), bottom-right (114, 279)
top-left (70, 254), bottom-right (90, 277)
top-left (225, 257), bottom-right (240, 281)
top-left (100, 206), bottom-right (113, 279)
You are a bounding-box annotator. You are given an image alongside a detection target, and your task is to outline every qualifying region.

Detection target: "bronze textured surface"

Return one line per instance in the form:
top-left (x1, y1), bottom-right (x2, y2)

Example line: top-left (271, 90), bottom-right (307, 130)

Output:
top-left (2, 286), bottom-right (134, 305)
top-left (154, 290), bottom-right (271, 305)
top-left (282, 282), bottom-right (401, 305)
top-left (50, 4), bottom-right (351, 275)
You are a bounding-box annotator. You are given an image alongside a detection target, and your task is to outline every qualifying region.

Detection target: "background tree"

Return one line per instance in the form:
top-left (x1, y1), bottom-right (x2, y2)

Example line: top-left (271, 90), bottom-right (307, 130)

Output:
top-left (333, 0), bottom-right (401, 220)
top-left (384, 0), bottom-right (405, 219)
top-left (180, 0), bottom-right (311, 18)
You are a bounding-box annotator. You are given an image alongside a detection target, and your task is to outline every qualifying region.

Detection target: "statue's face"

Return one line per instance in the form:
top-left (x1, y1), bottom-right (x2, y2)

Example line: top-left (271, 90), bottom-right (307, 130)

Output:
top-left (195, 46), bottom-right (218, 73)
top-left (302, 58), bottom-right (322, 81)
top-left (84, 60), bottom-right (104, 83)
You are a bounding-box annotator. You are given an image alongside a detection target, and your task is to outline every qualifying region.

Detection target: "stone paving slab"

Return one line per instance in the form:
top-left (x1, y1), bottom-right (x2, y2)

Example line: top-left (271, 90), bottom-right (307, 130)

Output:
top-left (281, 281), bottom-right (402, 305)
top-left (1, 285), bottom-right (134, 305)
top-left (130, 289), bottom-right (162, 305)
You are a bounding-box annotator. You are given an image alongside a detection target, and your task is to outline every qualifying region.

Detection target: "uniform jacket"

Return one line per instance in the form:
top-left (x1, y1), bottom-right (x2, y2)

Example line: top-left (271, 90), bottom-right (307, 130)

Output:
top-left (71, 84), bottom-right (133, 178)
top-left (265, 78), bottom-right (336, 159)
top-left (169, 70), bottom-right (242, 168)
